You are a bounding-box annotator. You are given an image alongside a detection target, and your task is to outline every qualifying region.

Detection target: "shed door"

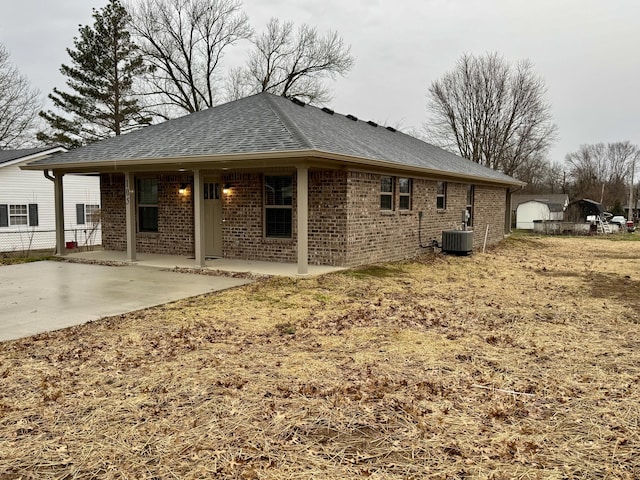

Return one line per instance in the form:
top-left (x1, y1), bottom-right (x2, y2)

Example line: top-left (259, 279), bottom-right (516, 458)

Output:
top-left (203, 178), bottom-right (222, 257)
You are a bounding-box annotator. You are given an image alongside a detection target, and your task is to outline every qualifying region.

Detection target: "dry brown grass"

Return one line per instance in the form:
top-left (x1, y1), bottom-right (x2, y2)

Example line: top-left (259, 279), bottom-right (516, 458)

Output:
top-left (1, 235), bottom-right (639, 479)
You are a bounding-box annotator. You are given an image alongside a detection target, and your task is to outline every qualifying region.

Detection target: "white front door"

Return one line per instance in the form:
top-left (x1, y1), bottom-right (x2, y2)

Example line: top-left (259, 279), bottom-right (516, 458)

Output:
top-left (203, 178), bottom-right (222, 257)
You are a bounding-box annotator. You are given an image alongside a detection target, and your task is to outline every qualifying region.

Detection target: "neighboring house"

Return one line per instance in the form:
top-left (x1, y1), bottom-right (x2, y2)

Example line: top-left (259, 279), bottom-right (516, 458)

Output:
top-left (511, 193), bottom-right (569, 225)
top-left (516, 200), bottom-right (566, 230)
top-left (0, 147), bottom-right (101, 253)
top-left (24, 93), bottom-right (524, 273)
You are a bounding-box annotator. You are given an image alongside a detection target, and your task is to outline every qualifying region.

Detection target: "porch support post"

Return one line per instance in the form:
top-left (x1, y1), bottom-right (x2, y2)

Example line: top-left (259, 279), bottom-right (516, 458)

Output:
top-left (296, 164), bottom-right (309, 275)
top-left (193, 169), bottom-right (206, 267)
top-left (53, 171), bottom-right (65, 256)
top-left (124, 172), bottom-right (137, 262)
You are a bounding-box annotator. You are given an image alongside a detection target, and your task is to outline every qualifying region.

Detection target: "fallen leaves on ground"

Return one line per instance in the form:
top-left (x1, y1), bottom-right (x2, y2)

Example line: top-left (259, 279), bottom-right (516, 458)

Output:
top-left (1, 235), bottom-right (639, 479)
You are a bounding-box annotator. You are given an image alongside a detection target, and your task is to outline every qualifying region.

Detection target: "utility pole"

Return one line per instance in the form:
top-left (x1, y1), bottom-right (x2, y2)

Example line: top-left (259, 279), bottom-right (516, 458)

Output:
top-left (629, 156), bottom-right (637, 223)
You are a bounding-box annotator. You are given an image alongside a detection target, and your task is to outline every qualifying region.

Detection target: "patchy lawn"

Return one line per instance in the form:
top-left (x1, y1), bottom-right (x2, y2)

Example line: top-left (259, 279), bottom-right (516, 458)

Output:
top-left (0, 236), bottom-right (639, 479)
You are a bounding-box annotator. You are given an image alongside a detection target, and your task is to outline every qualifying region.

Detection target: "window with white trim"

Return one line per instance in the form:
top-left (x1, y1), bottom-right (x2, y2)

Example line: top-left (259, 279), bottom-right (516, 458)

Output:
top-left (76, 204), bottom-right (100, 225)
top-left (9, 205), bottom-right (28, 226)
top-left (86, 204), bottom-right (100, 224)
top-left (398, 178), bottom-right (412, 210)
top-left (436, 182), bottom-right (447, 210)
top-left (264, 175), bottom-right (292, 238)
top-left (380, 176), bottom-right (394, 210)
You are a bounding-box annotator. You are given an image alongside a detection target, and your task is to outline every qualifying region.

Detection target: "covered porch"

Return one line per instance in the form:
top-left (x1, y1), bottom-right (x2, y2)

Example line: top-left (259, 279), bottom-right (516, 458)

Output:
top-left (47, 163), bottom-right (320, 275)
top-left (64, 249), bottom-right (344, 277)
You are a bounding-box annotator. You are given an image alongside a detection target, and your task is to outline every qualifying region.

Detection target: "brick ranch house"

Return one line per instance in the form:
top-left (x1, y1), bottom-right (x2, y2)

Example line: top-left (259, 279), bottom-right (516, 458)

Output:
top-left (24, 93), bottom-right (524, 274)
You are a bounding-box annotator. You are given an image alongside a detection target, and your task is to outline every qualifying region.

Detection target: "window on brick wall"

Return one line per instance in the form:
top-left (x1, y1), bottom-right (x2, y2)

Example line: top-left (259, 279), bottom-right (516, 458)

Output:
top-left (466, 185), bottom-right (475, 227)
top-left (436, 181), bottom-right (447, 210)
top-left (137, 178), bottom-right (158, 232)
top-left (265, 175), bottom-right (292, 238)
top-left (398, 178), bottom-right (412, 210)
top-left (380, 176), bottom-right (394, 210)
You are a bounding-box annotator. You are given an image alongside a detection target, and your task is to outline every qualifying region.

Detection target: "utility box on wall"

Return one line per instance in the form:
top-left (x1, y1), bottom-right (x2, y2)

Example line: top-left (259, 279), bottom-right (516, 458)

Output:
top-left (441, 230), bottom-right (473, 255)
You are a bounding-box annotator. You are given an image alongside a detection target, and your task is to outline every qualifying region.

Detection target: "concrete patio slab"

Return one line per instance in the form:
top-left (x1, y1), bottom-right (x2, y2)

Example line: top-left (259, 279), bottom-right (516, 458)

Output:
top-left (0, 261), bottom-right (252, 342)
top-left (65, 249), bottom-right (345, 277)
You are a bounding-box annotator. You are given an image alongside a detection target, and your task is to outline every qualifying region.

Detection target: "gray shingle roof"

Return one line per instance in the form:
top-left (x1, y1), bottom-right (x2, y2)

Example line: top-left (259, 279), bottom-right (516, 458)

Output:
top-left (27, 93), bottom-right (522, 185)
top-left (0, 146), bottom-right (62, 166)
top-left (511, 193), bottom-right (569, 210)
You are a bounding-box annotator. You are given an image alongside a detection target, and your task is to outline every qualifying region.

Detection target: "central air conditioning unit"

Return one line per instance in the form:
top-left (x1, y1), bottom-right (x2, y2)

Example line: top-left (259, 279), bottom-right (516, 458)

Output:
top-left (441, 230), bottom-right (473, 255)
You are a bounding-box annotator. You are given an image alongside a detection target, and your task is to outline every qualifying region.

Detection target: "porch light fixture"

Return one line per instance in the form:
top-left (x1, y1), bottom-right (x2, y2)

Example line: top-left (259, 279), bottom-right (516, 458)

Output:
top-left (222, 183), bottom-right (232, 194)
top-left (179, 183), bottom-right (188, 195)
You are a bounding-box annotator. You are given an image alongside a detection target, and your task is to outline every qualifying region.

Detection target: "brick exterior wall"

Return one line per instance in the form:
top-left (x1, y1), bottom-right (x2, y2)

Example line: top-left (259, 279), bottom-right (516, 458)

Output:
top-left (343, 172), bottom-right (507, 267)
top-left (309, 170), bottom-right (348, 266)
top-left (100, 169), bottom-right (508, 267)
top-left (100, 172), bottom-right (194, 256)
top-left (100, 174), bottom-right (126, 252)
top-left (222, 172), bottom-right (298, 263)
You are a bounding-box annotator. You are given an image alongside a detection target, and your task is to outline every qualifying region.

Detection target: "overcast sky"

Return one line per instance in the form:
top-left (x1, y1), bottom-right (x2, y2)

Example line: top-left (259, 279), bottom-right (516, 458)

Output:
top-left (1, 0), bottom-right (638, 166)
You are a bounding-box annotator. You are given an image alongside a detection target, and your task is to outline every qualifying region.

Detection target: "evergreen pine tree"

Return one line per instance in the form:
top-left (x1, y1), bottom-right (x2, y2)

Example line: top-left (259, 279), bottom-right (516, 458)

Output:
top-left (38, 0), bottom-right (150, 148)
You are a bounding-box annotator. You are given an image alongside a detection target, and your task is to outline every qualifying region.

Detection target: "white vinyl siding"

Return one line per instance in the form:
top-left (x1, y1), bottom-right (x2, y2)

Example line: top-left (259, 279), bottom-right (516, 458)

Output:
top-left (0, 160), bottom-right (101, 252)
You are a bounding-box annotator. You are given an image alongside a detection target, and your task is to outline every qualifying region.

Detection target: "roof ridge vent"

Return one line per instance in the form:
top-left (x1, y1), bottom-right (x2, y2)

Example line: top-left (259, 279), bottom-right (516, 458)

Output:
top-left (385, 126), bottom-right (397, 132)
top-left (346, 114), bottom-right (358, 121)
top-left (290, 97), bottom-right (305, 107)
top-left (321, 107), bottom-right (334, 115)
top-left (367, 120), bottom-right (378, 127)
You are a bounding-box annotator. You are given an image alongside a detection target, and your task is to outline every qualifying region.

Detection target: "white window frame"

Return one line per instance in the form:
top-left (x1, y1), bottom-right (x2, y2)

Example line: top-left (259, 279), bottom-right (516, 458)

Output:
top-left (86, 204), bottom-right (100, 224)
top-left (9, 204), bottom-right (28, 226)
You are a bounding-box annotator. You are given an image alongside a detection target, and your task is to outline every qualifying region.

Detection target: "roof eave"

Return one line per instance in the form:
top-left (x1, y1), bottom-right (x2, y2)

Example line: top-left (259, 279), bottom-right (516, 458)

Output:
top-left (2, 147), bottom-right (67, 169)
top-left (21, 148), bottom-right (525, 187)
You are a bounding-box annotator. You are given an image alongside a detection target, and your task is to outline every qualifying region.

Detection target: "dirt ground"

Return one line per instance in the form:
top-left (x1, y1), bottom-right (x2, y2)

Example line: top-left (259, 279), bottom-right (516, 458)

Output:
top-left (0, 235), bottom-right (639, 479)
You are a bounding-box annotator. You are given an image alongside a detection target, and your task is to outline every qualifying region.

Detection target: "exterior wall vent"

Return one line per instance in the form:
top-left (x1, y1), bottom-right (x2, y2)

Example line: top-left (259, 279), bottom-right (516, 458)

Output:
top-left (441, 230), bottom-right (473, 255)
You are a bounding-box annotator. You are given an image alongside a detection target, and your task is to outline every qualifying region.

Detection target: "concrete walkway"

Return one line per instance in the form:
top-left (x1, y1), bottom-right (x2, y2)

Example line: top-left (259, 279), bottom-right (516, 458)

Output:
top-left (65, 250), bottom-right (345, 277)
top-left (0, 261), bottom-right (252, 342)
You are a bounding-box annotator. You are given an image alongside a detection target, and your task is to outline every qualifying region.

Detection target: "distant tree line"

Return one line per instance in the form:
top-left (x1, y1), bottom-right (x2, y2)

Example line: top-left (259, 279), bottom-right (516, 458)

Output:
top-left (425, 52), bottom-right (638, 212)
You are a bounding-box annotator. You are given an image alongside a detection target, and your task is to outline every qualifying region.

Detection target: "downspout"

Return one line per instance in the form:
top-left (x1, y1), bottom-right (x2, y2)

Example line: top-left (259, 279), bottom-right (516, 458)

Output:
top-left (44, 169), bottom-right (55, 182)
top-left (506, 184), bottom-right (525, 234)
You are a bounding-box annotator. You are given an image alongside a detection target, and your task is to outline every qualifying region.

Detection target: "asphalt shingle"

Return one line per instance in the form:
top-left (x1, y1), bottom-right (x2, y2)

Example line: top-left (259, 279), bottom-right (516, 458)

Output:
top-left (0, 147), bottom-right (61, 166)
top-left (27, 93), bottom-right (521, 185)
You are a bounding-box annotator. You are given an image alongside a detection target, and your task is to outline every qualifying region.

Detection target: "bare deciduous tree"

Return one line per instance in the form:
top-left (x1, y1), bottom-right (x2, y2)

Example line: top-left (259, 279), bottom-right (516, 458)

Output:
top-left (565, 141), bottom-right (638, 207)
top-left (227, 18), bottom-right (354, 104)
top-left (127, 0), bottom-right (251, 115)
top-left (425, 52), bottom-right (557, 178)
top-left (0, 43), bottom-right (42, 149)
